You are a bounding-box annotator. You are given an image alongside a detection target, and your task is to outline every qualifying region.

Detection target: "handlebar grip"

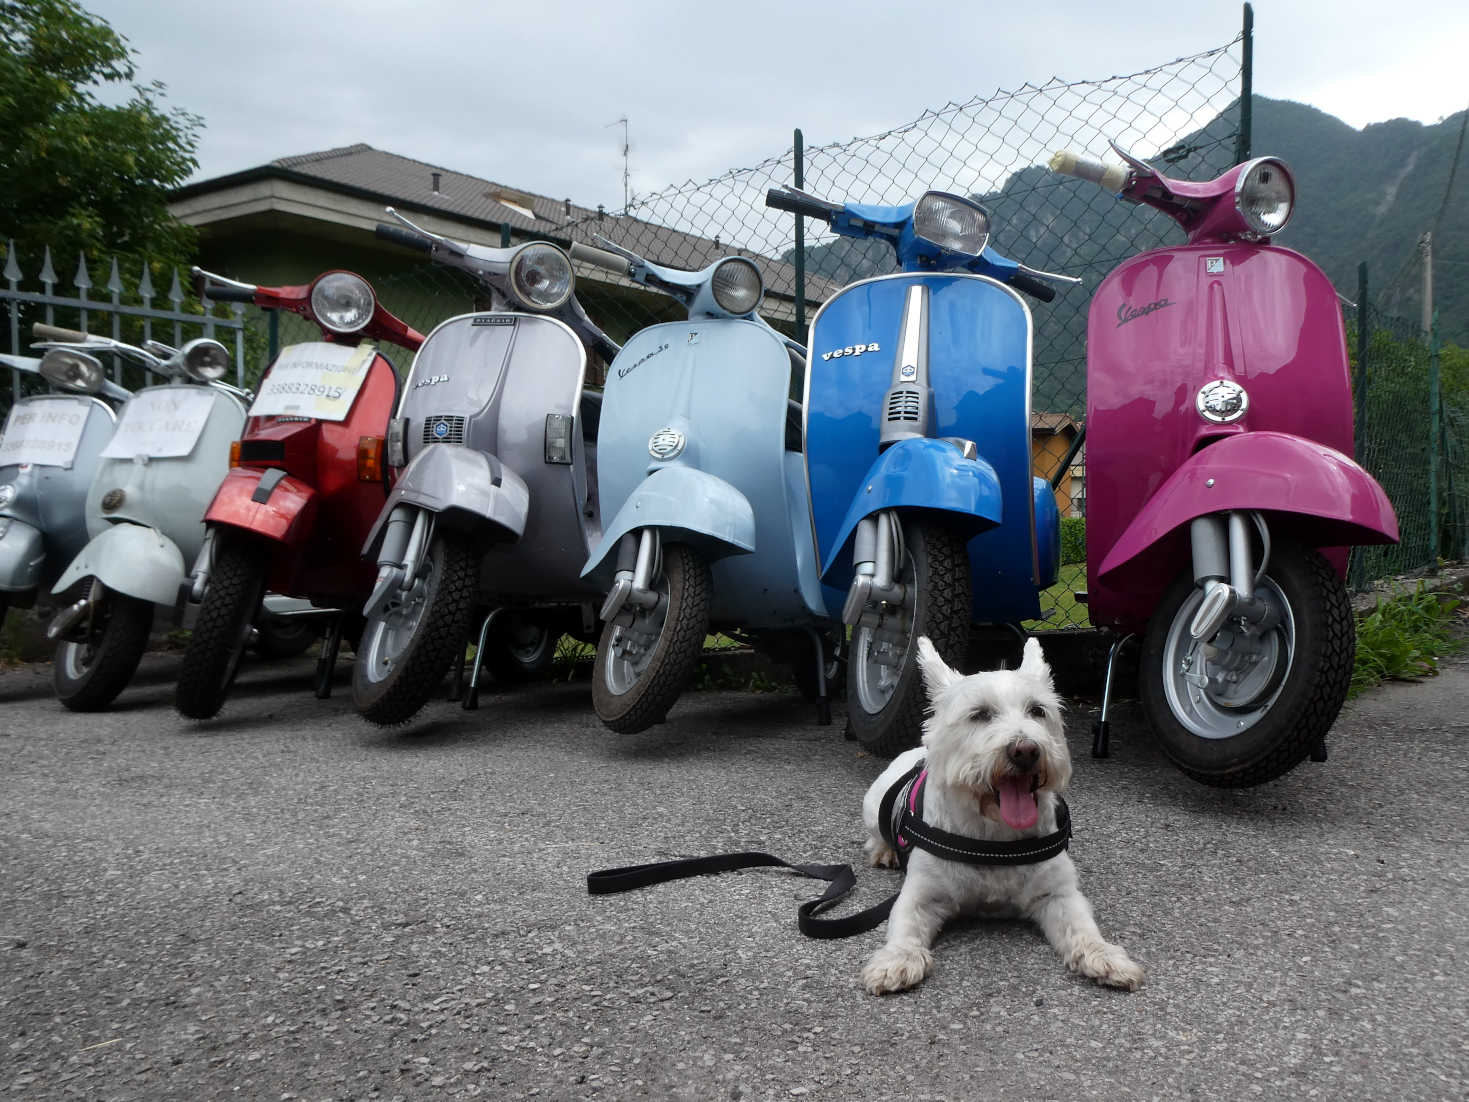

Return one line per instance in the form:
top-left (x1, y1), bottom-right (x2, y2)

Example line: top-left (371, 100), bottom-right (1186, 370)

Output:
top-left (200, 284), bottom-right (257, 304)
top-left (764, 188), bottom-right (833, 220)
top-left (1009, 273), bottom-right (1057, 303)
top-left (569, 241), bottom-right (631, 273)
top-left (1048, 151), bottom-right (1129, 192)
top-left (375, 222), bottom-right (435, 253)
top-left (32, 323), bottom-right (91, 343)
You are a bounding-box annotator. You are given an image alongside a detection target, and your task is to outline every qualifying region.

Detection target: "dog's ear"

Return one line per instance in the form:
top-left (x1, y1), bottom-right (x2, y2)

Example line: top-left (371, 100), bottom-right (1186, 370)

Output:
top-left (1019, 637), bottom-right (1053, 688)
top-left (916, 636), bottom-right (962, 695)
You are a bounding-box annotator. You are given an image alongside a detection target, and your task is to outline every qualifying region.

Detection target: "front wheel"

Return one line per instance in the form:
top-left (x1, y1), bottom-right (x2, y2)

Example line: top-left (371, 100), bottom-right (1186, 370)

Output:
top-left (592, 542), bottom-right (711, 733)
top-left (53, 588), bottom-right (154, 712)
top-left (175, 536), bottom-right (270, 719)
top-left (353, 532), bottom-right (478, 726)
top-left (847, 520), bottom-right (971, 757)
top-left (1139, 540), bottom-right (1354, 788)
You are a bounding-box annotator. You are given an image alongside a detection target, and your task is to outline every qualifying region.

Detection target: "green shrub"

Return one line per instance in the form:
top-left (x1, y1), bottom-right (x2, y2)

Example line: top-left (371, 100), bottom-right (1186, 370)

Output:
top-left (1349, 582), bottom-right (1462, 698)
top-left (1059, 516), bottom-right (1086, 566)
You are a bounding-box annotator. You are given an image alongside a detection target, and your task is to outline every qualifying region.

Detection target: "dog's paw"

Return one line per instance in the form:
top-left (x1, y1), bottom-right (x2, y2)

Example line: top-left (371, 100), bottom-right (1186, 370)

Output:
top-left (863, 837), bottom-right (900, 869)
top-left (1072, 940), bottom-right (1144, 991)
top-left (862, 944), bottom-right (933, 995)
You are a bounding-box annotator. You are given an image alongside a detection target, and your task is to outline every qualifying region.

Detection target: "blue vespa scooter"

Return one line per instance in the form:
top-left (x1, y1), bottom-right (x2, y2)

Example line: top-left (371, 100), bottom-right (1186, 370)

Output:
top-left (766, 186), bottom-right (1071, 754)
top-left (572, 238), bottom-right (833, 733)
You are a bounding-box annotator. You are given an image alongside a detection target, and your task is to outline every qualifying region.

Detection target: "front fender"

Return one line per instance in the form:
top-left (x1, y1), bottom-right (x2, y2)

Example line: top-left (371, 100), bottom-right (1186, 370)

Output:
top-left (0, 519), bottom-right (45, 593)
top-left (820, 438), bottom-right (1002, 578)
top-left (204, 466), bottom-right (320, 546)
top-left (51, 523), bottom-right (184, 605)
top-left (1097, 431), bottom-right (1399, 582)
top-left (581, 466), bottom-right (756, 580)
top-left (362, 444), bottom-right (530, 556)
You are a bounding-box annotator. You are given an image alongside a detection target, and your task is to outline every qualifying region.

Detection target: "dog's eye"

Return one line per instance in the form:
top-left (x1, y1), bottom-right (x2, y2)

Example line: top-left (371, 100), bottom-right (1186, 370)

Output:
top-left (969, 706), bottom-right (995, 723)
top-left (1027, 703), bottom-right (1048, 720)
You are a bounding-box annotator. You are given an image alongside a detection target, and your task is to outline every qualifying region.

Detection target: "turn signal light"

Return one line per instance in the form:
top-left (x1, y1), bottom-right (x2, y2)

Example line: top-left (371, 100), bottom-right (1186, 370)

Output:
top-left (357, 435), bottom-right (385, 482)
top-left (229, 440), bottom-right (241, 468)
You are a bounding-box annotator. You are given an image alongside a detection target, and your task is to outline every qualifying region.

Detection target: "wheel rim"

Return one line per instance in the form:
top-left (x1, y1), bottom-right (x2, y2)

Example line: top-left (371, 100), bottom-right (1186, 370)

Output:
top-left (851, 550), bottom-right (917, 715)
top-left (602, 588), bottom-right (670, 697)
top-left (1160, 578), bottom-right (1295, 739)
top-left (59, 640), bottom-right (94, 681)
top-left (359, 561), bottom-right (434, 686)
top-left (503, 618), bottom-right (552, 666)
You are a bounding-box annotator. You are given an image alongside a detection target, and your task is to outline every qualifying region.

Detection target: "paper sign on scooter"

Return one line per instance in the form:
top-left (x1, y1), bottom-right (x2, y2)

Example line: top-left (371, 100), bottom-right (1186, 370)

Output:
top-left (248, 341), bottom-right (377, 422)
top-left (0, 399), bottom-right (90, 468)
top-left (101, 387), bottom-right (218, 459)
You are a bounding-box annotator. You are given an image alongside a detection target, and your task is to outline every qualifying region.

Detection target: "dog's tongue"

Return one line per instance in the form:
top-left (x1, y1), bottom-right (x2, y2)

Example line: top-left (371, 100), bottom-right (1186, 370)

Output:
top-left (997, 777), bottom-right (1039, 830)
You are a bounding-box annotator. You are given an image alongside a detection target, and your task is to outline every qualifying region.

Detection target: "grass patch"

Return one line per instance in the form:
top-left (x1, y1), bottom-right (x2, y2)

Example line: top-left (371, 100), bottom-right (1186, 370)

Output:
top-left (1349, 582), bottom-right (1463, 698)
top-left (1024, 562), bottom-right (1091, 631)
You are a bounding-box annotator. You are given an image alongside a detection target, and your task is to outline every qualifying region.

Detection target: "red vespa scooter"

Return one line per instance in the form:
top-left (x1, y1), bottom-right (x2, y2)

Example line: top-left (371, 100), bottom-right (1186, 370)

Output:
top-left (1051, 143), bottom-right (1398, 787)
top-left (176, 268), bottom-right (424, 718)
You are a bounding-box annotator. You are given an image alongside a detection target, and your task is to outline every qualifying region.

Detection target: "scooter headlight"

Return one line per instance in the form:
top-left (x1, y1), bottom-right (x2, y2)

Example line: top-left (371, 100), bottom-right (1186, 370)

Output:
top-left (509, 243), bottom-right (574, 311)
top-left (1235, 158), bottom-right (1294, 236)
top-left (180, 338), bottom-right (231, 381)
top-left (310, 271), bottom-right (377, 334)
top-left (38, 348), bottom-right (104, 393)
top-left (913, 192), bottom-right (990, 257)
top-left (710, 257), bottom-right (763, 315)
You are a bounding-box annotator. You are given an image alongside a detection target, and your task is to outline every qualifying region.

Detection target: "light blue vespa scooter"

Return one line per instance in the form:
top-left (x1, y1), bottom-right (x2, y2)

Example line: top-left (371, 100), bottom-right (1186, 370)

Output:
top-left (0, 332), bottom-right (130, 635)
top-left (766, 186), bottom-right (1073, 754)
top-left (572, 238), bottom-right (833, 733)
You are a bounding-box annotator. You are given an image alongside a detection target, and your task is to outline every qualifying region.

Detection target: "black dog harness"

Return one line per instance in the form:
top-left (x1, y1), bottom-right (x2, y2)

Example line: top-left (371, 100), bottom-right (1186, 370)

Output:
top-left (880, 760), bottom-right (1071, 870)
top-left (587, 757), bottom-right (1071, 939)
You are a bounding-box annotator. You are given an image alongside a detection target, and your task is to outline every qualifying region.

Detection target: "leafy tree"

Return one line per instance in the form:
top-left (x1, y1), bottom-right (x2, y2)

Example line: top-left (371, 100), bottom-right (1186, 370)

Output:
top-left (0, 0), bottom-right (201, 274)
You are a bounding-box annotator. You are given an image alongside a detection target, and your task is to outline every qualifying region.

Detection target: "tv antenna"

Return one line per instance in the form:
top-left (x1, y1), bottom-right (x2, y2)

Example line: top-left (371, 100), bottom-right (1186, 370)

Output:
top-left (607, 116), bottom-right (630, 210)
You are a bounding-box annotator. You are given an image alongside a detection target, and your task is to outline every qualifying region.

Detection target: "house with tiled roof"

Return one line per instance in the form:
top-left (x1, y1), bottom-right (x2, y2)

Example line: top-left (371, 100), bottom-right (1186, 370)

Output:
top-left (168, 143), bottom-right (823, 354)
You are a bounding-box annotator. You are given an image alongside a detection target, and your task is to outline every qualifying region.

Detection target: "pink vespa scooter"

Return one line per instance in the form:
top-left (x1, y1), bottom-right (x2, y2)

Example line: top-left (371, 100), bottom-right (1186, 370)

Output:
top-left (1050, 143), bottom-right (1398, 788)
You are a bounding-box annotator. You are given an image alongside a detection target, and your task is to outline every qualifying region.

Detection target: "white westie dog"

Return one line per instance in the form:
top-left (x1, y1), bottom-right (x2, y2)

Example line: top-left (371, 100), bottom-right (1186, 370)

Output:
top-left (859, 635), bottom-right (1144, 995)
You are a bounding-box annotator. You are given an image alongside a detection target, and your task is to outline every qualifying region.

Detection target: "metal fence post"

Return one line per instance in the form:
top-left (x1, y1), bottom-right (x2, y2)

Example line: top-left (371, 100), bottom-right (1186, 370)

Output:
top-left (793, 128), bottom-right (805, 337)
top-left (1350, 262), bottom-right (1369, 592)
top-left (1235, 3), bottom-right (1253, 164)
top-left (1428, 308), bottom-right (1441, 559)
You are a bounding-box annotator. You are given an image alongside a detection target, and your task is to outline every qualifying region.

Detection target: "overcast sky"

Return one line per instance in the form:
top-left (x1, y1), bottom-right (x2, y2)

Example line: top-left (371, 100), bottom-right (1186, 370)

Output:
top-left (82, 0), bottom-right (1469, 212)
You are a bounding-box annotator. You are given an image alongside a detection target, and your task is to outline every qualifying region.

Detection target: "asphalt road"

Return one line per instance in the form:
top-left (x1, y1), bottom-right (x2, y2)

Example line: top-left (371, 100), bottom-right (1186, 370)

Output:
top-left (1, 646), bottom-right (1466, 1101)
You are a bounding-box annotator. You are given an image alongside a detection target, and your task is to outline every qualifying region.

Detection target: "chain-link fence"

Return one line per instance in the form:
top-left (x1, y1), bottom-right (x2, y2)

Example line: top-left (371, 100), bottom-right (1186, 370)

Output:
top-left (1350, 278), bottom-right (1467, 587)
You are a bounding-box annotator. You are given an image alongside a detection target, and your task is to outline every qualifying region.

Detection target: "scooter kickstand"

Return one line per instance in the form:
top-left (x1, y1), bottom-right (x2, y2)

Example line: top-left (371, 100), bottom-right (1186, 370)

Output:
top-left (803, 626), bottom-right (831, 727)
top-left (314, 615), bottom-right (344, 700)
top-left (463, 609), bottom-right (501, 712)
top-left (1092, 633), bottom-right (1135, 759)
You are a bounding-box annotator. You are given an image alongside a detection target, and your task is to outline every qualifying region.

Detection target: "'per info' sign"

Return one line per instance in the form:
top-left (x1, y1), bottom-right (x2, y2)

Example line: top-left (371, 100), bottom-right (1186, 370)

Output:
top-left (0, 398), bottom-right (91, 468)
top-left (248, 341), bottom-right (377, 423)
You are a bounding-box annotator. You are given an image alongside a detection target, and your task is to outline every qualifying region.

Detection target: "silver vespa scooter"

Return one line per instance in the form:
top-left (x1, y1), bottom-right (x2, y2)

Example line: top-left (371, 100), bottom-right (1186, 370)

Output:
top-left (355, 210), bottom-right (618, 726)
top-left (0, 332), bottom-right (130, 634)
top-left (42, 327), bottom-right (252, 710)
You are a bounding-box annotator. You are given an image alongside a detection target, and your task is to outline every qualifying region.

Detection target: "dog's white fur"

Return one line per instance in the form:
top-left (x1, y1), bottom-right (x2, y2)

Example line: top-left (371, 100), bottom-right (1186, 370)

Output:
top-left (860, 636), bottom-right (1144, 995)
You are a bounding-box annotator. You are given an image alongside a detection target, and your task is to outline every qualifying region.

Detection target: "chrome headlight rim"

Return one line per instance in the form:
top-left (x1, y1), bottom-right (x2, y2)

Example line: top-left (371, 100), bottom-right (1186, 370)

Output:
top-left (508, 243), bottom-right (575, 311)
top-left (710, 257), bottom-right (764, 315)
top-left (180, 337), bottom-right (231, 382)
top-left (38, 348), bottom-right (104, 394)
top-left (1234, 157), bottom-right (1294, 237)
top-left (310, 271), bottom-right (377, 335)
top-left (913, 191), bottom-right (990, 258)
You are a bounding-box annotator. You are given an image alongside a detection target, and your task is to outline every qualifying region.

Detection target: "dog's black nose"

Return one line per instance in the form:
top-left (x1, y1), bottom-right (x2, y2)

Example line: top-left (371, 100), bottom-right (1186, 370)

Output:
top-left (1007, 739), bottom-right (1040, 771)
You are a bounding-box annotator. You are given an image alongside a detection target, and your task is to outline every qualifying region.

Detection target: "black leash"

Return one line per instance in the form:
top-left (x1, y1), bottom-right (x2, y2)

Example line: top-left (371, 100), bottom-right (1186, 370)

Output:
top-left (587, 760), bottom-right (1072, 940)
top-left (587, 850), bottom-right (896, 939)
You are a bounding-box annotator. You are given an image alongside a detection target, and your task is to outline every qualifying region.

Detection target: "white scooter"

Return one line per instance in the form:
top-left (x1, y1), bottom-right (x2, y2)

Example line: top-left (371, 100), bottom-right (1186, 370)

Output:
top-left (40, 325), bottom-right (252, 710)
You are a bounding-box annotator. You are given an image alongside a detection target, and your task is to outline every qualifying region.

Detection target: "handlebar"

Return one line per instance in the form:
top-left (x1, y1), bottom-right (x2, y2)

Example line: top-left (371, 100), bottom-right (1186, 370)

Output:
top-left (375, 222), bottom-right (435, 253)
top-left (1048, 150), bottom-right (1130, 193)
top-left (569, 241), bottom-right (631, 274)
top-left (200, 283), bottom-right (256, 304)
top-left (1009, 272), bottom-right (1057, 303)
top-left (764, 187), bottom-right (836, 221)
top-left (32, 323), bottom-right (92, 343)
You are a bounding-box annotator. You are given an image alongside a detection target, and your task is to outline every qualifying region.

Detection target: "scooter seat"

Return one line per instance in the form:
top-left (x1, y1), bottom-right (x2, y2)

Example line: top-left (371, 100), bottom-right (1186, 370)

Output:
top-left (786, 399), bottom-right (803, 453)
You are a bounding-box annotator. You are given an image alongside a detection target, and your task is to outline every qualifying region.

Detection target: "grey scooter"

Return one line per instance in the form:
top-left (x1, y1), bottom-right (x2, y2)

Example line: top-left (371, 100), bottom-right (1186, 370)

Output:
top-left (355, 210), bottom-right (619, 726)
